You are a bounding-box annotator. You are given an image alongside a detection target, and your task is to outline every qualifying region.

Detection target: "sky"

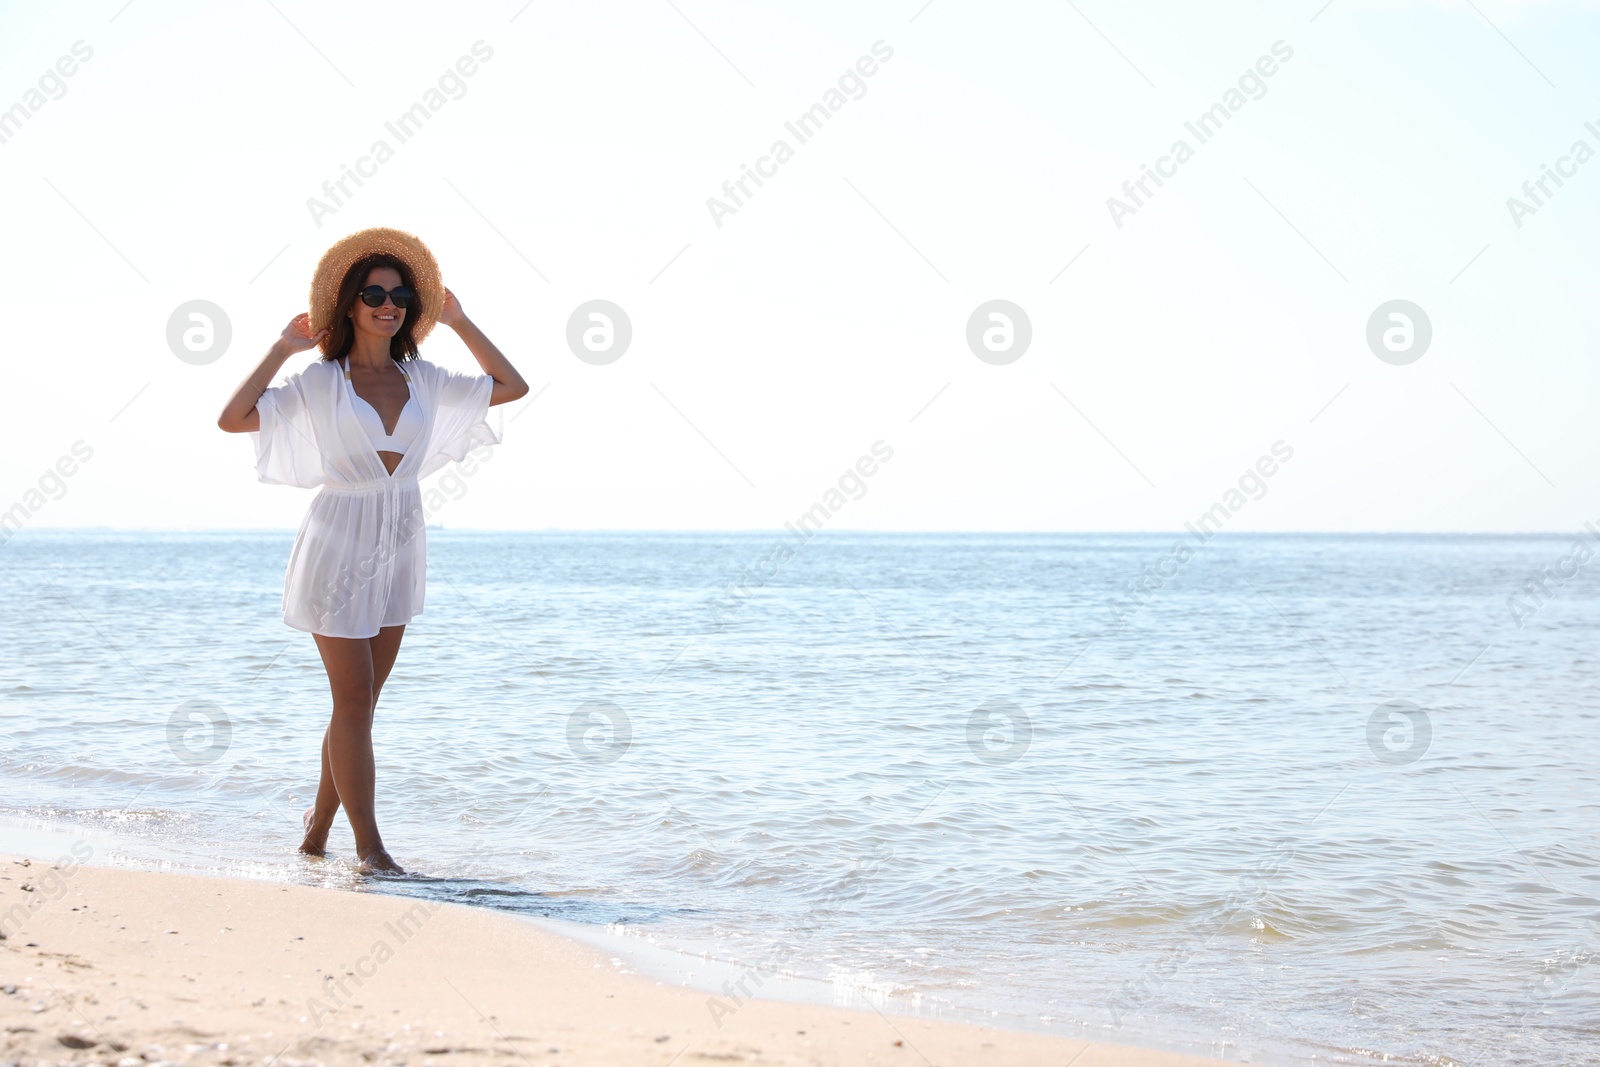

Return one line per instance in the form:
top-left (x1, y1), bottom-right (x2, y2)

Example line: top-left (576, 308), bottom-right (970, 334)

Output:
top-left (1, 0), bottom-right (1598, 533)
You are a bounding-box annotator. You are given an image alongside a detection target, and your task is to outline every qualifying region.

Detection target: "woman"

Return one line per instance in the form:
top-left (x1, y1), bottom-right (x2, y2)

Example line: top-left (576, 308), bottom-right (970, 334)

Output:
top-left (217, 228), bottom-right (528, 873)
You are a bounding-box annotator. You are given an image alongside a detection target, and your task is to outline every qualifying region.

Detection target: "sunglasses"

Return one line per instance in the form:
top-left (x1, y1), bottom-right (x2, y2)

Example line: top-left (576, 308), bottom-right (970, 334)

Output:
top-left (357, 285), bottom-right (415, 309)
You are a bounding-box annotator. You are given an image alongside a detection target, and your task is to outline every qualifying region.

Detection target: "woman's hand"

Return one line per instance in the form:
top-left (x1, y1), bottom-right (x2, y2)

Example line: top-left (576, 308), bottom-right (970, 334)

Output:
top-left (219, 315), bottom-right (326, 433)
top-left (440, 287), bottom-right (467, 329)
top-left (279, 312), bottom-right (329, 355)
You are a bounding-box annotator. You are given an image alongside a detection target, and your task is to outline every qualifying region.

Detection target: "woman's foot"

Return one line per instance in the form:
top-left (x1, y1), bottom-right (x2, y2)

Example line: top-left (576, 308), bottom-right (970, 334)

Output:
top-left (298, 806), bottom-right (329, 857)
top-left (357, 847), bottom-right (405, 875)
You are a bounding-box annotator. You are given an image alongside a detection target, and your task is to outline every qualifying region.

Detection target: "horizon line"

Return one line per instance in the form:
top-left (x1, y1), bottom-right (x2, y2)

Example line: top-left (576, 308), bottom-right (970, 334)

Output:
top-left (3, 526), bottom-right (1591, 538)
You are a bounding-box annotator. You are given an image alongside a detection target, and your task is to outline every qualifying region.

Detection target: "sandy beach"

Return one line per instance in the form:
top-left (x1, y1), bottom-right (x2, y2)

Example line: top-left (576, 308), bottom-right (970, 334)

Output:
top-left (0, 850), bottom-right (1226, 1067)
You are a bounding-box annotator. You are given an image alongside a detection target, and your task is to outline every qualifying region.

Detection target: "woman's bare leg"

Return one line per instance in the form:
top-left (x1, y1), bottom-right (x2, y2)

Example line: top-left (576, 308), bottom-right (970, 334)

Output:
top-left (303, 627), bottom-right (407, 873)
top-left (298, 732), bottom-right (341, 855)
top-left (300, 625), bottom-right (406, 856)
top-left (370, 624), bottom-right (407, 704)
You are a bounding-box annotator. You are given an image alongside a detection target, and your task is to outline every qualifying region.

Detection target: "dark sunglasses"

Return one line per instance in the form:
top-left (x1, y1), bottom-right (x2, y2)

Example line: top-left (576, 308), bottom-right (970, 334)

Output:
top-left (357, 285), bottom-right (415, 309)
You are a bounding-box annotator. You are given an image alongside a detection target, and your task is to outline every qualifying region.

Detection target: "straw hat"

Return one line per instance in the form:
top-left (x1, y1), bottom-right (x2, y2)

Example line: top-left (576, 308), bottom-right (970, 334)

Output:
top-left (308, 226), bottom-right (443, 355)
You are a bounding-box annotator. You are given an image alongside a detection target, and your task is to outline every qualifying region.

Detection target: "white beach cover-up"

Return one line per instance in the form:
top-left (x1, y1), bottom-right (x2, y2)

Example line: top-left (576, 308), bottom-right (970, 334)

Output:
top-left (249, 357), bottom-right (500, 639)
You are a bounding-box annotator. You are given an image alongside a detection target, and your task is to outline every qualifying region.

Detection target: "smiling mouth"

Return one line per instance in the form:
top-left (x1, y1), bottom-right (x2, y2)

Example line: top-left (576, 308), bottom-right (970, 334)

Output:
top-left (375, 313), bottom-right (397, 322)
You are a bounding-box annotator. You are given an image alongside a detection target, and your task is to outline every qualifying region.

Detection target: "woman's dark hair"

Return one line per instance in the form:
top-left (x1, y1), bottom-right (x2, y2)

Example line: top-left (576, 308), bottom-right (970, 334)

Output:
top-left (321, 253), bottom-right (423, 362)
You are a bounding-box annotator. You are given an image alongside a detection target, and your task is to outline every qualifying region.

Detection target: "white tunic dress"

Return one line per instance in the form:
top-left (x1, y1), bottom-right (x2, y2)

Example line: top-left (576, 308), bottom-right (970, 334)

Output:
top-left (249, 356), bottom-right (500, 639)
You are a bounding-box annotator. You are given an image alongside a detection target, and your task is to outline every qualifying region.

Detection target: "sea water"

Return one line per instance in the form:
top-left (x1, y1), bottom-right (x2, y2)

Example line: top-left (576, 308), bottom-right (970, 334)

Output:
top-left (2, 530), bottom-right (1597, 1065)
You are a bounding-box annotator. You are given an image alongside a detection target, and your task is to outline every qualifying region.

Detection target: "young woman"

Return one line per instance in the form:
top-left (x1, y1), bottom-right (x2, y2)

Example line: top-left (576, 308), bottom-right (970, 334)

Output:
top-left (217, 228), bottom-right (528, 873)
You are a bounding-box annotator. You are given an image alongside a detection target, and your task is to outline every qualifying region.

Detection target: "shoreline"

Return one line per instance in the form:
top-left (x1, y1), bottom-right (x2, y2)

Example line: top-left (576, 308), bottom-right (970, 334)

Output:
top-left (0, 841), bottom-right (1230, 1067)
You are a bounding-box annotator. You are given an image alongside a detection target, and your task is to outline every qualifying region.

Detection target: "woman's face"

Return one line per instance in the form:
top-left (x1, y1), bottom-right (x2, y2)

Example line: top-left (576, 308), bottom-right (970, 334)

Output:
top-left (347, 265), bottom-right (406, 342)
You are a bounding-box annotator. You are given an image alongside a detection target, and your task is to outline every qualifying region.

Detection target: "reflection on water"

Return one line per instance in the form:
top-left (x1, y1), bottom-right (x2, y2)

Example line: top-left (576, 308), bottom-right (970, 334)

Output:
top-left (3, 531), bottom-right (1598, 1066)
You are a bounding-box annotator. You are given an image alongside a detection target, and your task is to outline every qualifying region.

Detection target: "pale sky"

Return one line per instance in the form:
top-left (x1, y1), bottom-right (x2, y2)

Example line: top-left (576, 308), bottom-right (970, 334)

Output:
top-left (2, 0), bottom-right (1597, 533)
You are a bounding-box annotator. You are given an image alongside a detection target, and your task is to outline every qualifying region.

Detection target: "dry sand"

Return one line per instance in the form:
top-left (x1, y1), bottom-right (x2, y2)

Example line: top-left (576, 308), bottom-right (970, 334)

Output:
top-left (0, 850), bottom-right (1222, 1067)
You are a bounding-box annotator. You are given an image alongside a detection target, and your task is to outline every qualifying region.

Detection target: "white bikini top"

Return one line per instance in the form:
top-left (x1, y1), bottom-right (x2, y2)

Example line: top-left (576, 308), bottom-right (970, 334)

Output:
top-left (340, 357), bottom-right (422, 454)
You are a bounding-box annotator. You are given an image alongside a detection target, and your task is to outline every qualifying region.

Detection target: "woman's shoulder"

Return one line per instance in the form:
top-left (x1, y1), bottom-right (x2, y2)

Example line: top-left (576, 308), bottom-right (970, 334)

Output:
top-left (405, 357), bottom-right (489, 389)
top-left (273, 355), bottom-right (340, 392)
top-left (404, 356), bottom-right (442, 388)
top-left (408, 357), bottom-right (490, 382)
top-left (287, 356), bottom-right (342, 377)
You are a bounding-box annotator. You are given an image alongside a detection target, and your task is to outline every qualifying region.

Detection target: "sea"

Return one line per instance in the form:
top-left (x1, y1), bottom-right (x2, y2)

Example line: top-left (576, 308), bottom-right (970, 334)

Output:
top-left (2, 530), bottom-right (1596, 1066)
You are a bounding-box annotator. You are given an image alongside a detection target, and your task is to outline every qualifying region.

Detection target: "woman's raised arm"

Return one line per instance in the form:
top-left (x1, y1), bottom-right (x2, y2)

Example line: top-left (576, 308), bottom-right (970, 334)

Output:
top-left (217, 314), bottom-right (328, 433)
top-left (438, 288), bottom-right (529, 407)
